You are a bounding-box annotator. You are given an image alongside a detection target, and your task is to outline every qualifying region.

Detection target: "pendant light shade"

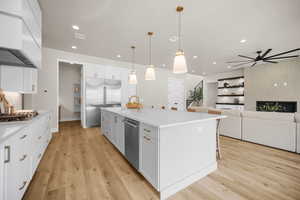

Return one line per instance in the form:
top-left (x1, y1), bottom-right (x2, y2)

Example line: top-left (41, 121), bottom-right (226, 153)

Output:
top-left (173, 50), bottom-right (187, 74)
top-left (128, 71), bottom-right (137, 84)
top-left (145, 32), bottom-right (156, 80)
top-left (173, 6), bottom-right (188, 74)
top-left (145, 65), bottom-right (156, 80)
top-left (128, 46), bottom-right (137, 84)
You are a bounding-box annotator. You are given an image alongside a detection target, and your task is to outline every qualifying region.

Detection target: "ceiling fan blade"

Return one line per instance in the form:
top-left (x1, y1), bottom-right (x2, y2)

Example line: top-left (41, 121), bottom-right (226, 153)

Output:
top-left (263, 60), bottom-right (278, 64)
top-left (232, 61), bottom-right (254, 68)
top-left (264, 55), bottom-right (299, 60)
top-left (238, 55), bottom-right (255, 60)
top-left (261, 49), bottom-right (272, 59)
top-left (250, 62), bottom-right (257, 67)
top-left (226, 60), bottom-right (253, 63)
top-left (264, 48), bottom-right (300, 59)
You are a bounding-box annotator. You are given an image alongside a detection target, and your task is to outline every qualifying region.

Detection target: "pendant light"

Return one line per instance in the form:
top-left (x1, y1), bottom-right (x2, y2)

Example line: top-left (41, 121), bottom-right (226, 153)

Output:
top-left (173, 6), bottom-right (188, 74)
top-left (145, 32), bottom-right (156, 80)
top-left (128, 46), bottom-right (138, 84)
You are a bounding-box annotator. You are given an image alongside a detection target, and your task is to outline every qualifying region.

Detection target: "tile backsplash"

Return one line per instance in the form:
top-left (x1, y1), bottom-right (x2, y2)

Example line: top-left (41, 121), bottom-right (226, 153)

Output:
top-left (3, 92), bottom-right (22, 110)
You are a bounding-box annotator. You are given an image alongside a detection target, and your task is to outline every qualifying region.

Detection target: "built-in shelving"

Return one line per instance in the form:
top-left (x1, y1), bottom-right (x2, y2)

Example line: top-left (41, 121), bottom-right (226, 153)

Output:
top-left (218, 94), bottom-right (244, 97)
top-left (216, 102), bottom-right (244, 106)
top-left (217, 76), bottom-right (245, 110)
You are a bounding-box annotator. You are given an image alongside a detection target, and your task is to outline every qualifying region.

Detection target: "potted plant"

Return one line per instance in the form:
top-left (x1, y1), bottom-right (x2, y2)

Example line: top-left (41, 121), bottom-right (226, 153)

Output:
top-left (188, 87), bottom-right (203, 106)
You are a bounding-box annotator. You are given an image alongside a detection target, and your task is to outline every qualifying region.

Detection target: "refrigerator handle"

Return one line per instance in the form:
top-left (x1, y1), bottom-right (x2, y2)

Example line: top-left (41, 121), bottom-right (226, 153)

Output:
top-left (103, 86), bottom-right (106, 104)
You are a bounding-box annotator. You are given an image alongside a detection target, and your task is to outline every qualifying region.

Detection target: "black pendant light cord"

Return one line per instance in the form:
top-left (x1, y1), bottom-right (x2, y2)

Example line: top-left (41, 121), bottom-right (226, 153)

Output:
top-left (131, 46), bottom-right (135, 71)
top-left (149, 34), bottom-right (152, 65)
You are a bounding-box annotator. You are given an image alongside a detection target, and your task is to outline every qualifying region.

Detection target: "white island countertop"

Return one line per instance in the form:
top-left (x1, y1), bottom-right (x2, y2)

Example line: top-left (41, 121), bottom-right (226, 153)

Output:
top-left (102, 107), bottom-right (225, 128)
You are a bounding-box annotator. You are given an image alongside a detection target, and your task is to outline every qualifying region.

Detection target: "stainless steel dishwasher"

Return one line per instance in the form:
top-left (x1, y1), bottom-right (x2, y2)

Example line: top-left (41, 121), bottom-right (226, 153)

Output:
top-left (124, 118), bottom-right (140, 170)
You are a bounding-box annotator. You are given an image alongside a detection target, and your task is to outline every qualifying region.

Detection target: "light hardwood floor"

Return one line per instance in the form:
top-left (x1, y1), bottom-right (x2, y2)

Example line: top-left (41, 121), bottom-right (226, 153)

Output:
top-left (23, 121), bottom-right (300, 200)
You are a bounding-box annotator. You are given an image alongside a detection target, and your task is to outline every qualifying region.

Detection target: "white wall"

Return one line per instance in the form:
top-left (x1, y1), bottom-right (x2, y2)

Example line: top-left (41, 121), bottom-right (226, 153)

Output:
top-left (206, 83), bottom-right (218, 107)
top-left (29, 47), bottom-right (203, 131)
top-left (244, 58), bottom-right (300, 111)
top-left (203, 69), bottom-right (244, 106)
top-left (59, 62), bottom-right (81, 121)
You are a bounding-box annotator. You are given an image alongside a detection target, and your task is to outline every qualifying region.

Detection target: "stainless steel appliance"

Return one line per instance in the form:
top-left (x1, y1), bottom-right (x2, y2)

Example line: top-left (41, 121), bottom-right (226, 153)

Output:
top-left (124, 118), bottom-right (140, 170)
top-left (85, 77), bottom-right (121, 127)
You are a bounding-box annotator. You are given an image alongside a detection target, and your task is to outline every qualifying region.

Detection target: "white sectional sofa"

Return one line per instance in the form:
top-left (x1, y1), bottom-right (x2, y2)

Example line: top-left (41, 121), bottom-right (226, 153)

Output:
top-left (242, 111), bottom-right (296, 152)
top-left (219, 110), bottom-right (242, 139)
top-left (295, 113), bottom-right (300, 153)
top-left (189, 106), bottom-right (299, 153)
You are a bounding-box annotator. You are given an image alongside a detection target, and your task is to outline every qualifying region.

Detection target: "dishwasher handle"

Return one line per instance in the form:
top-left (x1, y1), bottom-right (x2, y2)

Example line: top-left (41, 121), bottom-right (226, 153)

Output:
top-left (124, 120), bottom-right (138, 128)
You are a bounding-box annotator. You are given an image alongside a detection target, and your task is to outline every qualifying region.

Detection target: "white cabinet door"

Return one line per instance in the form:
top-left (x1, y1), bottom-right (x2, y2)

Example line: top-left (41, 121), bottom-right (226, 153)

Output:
top-left (0, 146), bottom-right (5, 200)
top-left (105, 66), bottom-right (121, 80)
top-left (23, 68), bottom-right (37, 93)
top-left (116, 115), bottom-right (125, 154)
top-left (140, 123), bottom-right (158, 188)
top-left (85, 64), bottom-right (106, 78)
top-left (3, 134), bottom-right (31, 200)
top-left (0, 66), bottom-right (23, 92)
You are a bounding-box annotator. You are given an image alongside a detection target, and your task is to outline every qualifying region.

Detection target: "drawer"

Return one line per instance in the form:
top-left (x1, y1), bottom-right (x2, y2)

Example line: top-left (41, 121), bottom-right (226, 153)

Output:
top-left (140, 123), bottom-right (158, 140)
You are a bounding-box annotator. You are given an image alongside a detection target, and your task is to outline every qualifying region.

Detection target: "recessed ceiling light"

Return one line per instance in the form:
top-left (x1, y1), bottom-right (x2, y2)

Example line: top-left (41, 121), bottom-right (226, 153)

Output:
top-left (116, 54), bottom-right (121, 58)
top-left (213, 61), bottom-right (217, 65)
top-left (169, 36), bottom-right (178, 42)
top-left (202, 72), bottom-right (206, 75)
top-left (240, 39), bottom-right (247, 43)
top-left (193, 56), bottom-right (198, 59)
top-left (162, 64), bottom-right (166, 67)
top-left (72, 25), bottom-right (80, 30)
top-left (72, 46), bottom-right (77, 49)
top-left (227, 65), bottom-right (232, 69)
top-left (192, 70), bottom-right (195, 72)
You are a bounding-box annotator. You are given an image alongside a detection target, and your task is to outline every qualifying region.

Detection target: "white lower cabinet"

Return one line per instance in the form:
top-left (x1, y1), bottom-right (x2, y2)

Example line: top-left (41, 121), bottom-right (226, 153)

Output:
top-left (101, 111), bottom-right (125, 154)
top-left (140, 123), bottom-right (158, 189)
top-left (0, 113), bottom-right (52, 200)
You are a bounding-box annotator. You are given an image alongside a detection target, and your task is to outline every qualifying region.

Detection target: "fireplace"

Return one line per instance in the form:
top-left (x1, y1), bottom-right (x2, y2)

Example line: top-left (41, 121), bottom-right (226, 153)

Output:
top-left (256, 101), bottom-right (297, 113)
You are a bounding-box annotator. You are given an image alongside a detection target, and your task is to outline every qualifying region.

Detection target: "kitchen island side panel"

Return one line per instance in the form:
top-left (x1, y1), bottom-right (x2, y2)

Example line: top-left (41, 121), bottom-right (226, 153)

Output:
top-left (159, 120), bottom-right (217, 191)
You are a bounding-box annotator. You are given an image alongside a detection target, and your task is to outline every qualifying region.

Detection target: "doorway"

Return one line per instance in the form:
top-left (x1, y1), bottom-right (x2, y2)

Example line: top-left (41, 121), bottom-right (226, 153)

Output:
top-left (58, 62), bottom-right (83, 125)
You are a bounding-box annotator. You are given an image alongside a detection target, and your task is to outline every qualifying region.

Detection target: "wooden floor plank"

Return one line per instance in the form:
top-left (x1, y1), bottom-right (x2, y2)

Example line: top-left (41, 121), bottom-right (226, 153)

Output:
top-left (23, 121), bottom-right (300, 200)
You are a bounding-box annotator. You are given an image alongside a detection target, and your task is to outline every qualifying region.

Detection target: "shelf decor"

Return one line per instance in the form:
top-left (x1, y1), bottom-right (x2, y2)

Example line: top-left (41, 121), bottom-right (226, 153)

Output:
top-left (216, 76), bottom-right (245, 109)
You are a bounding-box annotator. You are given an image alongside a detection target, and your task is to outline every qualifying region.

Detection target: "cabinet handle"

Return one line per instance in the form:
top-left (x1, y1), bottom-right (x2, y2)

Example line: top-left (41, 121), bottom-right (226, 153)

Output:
top-left (20, 135), bottom-right (27, 140)
top-left (143, 136), bottom-right (151, 141)
top-left (4, 146), bottom-right (10, 163)
top-left (38, 136), bottom-right (42, 140)
top-left (32, 84), bottom-right (35, 91)
top-left (19, 154), bottom-right (27, 162)
top-left (19, 181), bottom-right (27, 190)
top-left (144, 129), bottom-right (151, 133)
top-left (38, 153), bottom-right (42, 158)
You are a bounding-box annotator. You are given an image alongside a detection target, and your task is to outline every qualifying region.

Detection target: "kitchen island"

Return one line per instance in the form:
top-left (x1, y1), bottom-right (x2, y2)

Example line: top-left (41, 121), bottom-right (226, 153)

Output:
top-left (101, 107), bottom-right (225, 200)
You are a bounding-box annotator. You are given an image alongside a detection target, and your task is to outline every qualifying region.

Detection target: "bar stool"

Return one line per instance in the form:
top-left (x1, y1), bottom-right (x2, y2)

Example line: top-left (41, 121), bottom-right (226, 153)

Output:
top-left (161, 106), bottom-right (165, 110)
top-left (208, 109), bottom-right (222, 160)
top-left (171, 107), bottom-right (178, 111)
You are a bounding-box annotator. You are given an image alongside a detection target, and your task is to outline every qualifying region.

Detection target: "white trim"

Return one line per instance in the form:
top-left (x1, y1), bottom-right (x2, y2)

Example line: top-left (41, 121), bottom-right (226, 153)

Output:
top-left (159, 162), bottom-right (217, 200)
top-left (59, 117), bottom-right (80, 122)
top-left (51, 128), bottom-right (58, 133)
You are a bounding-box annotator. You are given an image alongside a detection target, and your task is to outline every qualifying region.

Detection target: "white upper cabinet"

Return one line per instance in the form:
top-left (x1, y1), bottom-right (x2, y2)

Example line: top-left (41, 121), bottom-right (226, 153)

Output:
top-left (23, 68), bottom-right (37, 93)
top-left (85, 64), bottom-right (106, 78)
top-left (0, 66), bottom-right (37, 93)
top-left (105, 66), bottom-right (121, 80)
top-left (0, 66), bottom-right (23, 92)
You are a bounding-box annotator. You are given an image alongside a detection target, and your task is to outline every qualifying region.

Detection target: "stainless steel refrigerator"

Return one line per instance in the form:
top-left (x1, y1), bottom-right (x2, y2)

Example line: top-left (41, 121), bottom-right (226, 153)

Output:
top-left (85, 77), bottom-right (121, 127)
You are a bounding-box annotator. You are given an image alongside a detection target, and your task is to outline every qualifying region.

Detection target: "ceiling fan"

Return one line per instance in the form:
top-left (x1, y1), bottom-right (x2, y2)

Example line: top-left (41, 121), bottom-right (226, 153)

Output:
top-left (227, 48), bottom-right (300, 68)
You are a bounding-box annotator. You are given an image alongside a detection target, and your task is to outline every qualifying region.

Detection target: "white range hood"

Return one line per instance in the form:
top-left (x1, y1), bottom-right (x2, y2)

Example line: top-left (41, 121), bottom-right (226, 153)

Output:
top-left (0, 0), bottom-right (42, 68)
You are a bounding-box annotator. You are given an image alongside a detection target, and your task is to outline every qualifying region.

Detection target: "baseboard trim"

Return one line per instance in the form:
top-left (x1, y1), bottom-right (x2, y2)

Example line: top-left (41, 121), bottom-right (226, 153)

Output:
top-left (51, 128), bottom-right (58, 133)
top-left (159, 162), bottom-right (217, 200)
top-left (59, 118), bottom-right (80, 122)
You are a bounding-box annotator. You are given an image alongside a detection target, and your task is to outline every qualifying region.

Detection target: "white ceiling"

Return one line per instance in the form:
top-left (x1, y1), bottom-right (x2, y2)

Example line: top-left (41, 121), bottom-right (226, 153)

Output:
top-left (38, 0), bottom-right (300, 75)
